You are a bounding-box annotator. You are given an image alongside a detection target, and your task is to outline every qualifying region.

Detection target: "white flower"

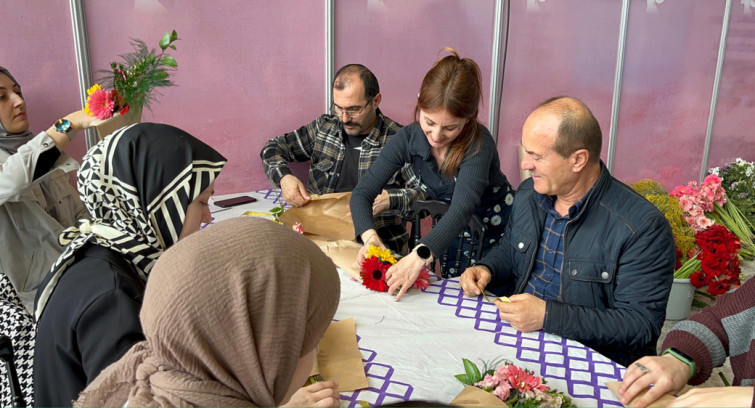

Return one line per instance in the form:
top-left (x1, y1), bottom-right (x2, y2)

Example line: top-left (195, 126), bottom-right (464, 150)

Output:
top-left (489, 238), bottom-right (496, 244)
top-left (483, 217), bottom-right (489, 223)
top-left (505, 193), bottom-right (514, 205)
top-left (491, 215), bottom-right (502, 226)
top-left (709, 167), bottom-right (720, 176)
top-left (494, 204), bottom-right (501, 212)
top-left (493, 187), bottom-right (500, 193)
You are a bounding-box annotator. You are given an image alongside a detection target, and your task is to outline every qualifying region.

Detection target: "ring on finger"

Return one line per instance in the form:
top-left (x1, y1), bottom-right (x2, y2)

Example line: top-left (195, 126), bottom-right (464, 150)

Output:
top-left (634, 362), bottom-right (649, 374)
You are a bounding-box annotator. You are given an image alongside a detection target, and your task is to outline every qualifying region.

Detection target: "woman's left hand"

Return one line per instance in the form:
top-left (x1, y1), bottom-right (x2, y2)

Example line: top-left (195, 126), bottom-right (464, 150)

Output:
top-left (385, 252), bottom-right (425, 301)
top-left (281, 380), bottom-right (340, 408)
top-left (669, 386), bottom-right (753, 407)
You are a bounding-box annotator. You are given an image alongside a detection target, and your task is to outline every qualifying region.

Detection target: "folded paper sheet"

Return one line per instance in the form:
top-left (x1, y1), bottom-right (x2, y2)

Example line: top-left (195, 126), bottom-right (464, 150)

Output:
top-left (309, 318), bottom-right (368, 392)
top-left (307, 236), bottom-right (362, 281)
top-left (279, 192), bottom-right (354, 241)
top-left (605, 381), bottom-right (676, 407)
top-left (451, 385), bottom-right (509, 407)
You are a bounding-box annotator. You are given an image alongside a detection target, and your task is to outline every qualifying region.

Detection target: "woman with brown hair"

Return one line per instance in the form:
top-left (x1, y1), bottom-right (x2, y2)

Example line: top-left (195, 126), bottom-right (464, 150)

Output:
top-left (351, 48), bottom-right (514, 301)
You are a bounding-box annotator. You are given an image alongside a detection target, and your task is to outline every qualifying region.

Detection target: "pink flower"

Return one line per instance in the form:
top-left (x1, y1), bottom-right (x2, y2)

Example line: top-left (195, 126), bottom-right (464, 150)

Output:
top-left (413, 268), bottom-right (431, 290)
top-left (500, 364), bottom-right (547, 396)
top-left (475, 374), bottom-right (499, 389)
top-left (87, 89), bottom-right (118, 119)
top-left (292, 222), bottom-right (304, 234)
top-left (696, 216), bottom-right (714, 230)
top-left (493, 382), bottom-right (512, 401)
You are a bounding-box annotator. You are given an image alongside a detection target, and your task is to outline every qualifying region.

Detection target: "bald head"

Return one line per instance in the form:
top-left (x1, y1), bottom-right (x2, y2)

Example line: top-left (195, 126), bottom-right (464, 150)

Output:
top-left (528, 96), bottom-right (602, 165)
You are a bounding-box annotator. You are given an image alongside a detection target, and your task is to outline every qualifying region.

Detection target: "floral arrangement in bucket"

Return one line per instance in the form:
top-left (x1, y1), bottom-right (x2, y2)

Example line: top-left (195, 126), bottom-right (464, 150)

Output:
top-left (455, 358), bottom-right (576, 407)
top-left (680, 225), bottom-right (741, 296)
top-left (709, 158), bottom-right (755, 234)
top-left (84, 30), bottom-right (179, 135)
top-left (630, 179), bottom-right (696, 275)
top-left (631, 178), bottom-right (743, 295)
top-left (670, 174), bottom-right (755, 260)
top-left (360, 246), bottom-right (431, 292)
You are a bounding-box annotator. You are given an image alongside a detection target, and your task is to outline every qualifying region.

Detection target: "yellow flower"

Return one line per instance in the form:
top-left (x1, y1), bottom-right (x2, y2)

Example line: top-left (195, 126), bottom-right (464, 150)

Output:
top-left (84, 84), bottom-right (103, 116)
top-left (86, 83), bottom-right (102, 95)
top-left (366, 245), bottom-right (397, 264)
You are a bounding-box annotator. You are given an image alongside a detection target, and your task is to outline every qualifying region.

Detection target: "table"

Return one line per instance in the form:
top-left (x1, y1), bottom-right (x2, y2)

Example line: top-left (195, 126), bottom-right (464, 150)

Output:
top-left (210, 191), bottom-right (625, 407)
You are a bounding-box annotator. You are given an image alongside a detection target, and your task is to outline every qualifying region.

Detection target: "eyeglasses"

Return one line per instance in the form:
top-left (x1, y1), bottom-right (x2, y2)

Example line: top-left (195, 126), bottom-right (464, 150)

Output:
top-left (330, 98), bottom-right (373, 118)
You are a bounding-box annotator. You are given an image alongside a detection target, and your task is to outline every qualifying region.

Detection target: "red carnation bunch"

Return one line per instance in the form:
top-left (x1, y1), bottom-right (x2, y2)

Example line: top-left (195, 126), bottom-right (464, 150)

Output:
top-left (689, 225), bottom-right (741, 295)
top-left (360, 246), bottom-right (431, 293)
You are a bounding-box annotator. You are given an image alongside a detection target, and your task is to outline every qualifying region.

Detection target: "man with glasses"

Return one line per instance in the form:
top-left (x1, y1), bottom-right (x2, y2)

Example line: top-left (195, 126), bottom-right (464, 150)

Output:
top-left (261, 64), bottom-right (416, 254)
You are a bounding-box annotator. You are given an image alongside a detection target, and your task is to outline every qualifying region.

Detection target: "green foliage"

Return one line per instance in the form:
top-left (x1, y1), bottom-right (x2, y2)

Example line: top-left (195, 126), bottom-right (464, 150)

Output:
top-left (99, 30), bottom-right (180, 112)
top-left (710, 158), bottom-right (755, 235)
top-left (630, 179), bottom-right (696, 259)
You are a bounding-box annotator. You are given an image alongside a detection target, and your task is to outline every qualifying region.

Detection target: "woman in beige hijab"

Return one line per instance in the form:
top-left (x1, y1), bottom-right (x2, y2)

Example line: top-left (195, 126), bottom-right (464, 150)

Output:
top-left (75, 217), bottom-right (341, 407)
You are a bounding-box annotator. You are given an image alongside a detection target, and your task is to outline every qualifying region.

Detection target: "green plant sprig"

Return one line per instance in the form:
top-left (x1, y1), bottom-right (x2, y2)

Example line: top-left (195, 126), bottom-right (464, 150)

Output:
top-left (100, 30), bottom-right (180, 113)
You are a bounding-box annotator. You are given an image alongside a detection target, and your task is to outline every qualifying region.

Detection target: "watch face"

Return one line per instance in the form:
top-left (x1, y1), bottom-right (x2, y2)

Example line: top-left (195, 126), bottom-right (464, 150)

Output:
top-left (416, 245), bottom-right (431, 259)
top-left (55, 119), bottom-right (72, 133)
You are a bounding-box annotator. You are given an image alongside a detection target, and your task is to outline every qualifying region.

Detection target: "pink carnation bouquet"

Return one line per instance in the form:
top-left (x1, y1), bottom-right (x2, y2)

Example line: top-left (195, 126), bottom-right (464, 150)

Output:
top-left (456, 358), bottom-right (575, 407)
top-left (671, 174), bottom-right (755, 260)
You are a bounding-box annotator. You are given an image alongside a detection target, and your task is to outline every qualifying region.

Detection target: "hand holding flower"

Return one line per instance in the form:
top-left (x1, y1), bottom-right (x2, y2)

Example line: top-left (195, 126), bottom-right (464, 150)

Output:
top-left (495, 293), bottom-right (545, 332)
top-left (356, 230), bottom-right (386, 266)
top-left (385, 251), bottom-right (425, 301)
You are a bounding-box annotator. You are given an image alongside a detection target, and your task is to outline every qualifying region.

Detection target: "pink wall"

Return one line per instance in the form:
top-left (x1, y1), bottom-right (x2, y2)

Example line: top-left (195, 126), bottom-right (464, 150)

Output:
top-left (335, 0), bottom-right (496, 128)
top-left (0, 1), bottom-right (89, 177)
top-left (708, 3), bottom-right (755, 171)
top-left (495, 0), bottom-right (621, 187)
top-left (3, 1), bottom-right (754, 196)
top-left (612, 0), bottom-right (723, 190)
top-left (83, 0), bottom-right (325, 195)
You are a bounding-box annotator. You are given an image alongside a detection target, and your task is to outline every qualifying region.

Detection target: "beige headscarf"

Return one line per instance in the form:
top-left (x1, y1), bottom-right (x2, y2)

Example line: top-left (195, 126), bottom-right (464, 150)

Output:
top-left (75, 217), bottom-right (340, 407)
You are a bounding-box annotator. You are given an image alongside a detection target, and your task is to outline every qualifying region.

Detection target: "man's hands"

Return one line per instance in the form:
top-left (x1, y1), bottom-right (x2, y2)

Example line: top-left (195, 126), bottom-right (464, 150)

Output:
top-left (494, 293), bottom-right (545, 332)
top-left (619, 355), bottom-right (690, 407)
top-left (460, 266), bottom-right (545, 332)
top-left (280, 175), bottom-right (311, 207)
top-left (281, 380), bottom-right (340, 408)
top-left (459, 266), bottom-right (493, 296)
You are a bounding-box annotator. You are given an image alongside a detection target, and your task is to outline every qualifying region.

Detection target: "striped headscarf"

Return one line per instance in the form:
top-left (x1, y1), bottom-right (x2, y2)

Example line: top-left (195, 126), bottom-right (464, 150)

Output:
top-left (34, 122), bottom-right (226, 320)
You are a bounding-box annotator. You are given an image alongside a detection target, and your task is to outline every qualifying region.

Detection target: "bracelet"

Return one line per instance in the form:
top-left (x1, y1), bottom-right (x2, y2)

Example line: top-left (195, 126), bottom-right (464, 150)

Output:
top-left (363, 233), bottom-right (379, 246)
top-left (662, 347), bottom-right (696, 380)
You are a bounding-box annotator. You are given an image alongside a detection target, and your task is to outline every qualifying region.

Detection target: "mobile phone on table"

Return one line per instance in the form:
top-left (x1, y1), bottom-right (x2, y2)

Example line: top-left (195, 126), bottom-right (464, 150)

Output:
top-left (213, 195), bottom-right (258, 208)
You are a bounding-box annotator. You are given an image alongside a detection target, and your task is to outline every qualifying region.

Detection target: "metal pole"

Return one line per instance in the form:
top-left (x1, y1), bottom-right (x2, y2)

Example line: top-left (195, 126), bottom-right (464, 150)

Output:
top-left (700, 0), bottom-right (732, 182)
top-left (69, 0), bottom-right (97, 149)
top-left (607, 0), bottom-right (630, 173)
top-left (325, 0), bottom-right (335, 113)
top-left (488, 0), bottom-right (504, 142)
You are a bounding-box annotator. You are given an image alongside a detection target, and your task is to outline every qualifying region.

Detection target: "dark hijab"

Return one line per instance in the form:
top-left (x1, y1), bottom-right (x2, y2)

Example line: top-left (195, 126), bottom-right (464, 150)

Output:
top-left (0, 66), bottom-right (34, 155)
top-left (34, 123), bottom-right (226, 319)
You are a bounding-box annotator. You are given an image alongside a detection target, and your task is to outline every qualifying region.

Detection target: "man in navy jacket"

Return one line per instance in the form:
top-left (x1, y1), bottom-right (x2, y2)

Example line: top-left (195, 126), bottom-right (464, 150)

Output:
top-left (460, 96), bottom-right (675, 366)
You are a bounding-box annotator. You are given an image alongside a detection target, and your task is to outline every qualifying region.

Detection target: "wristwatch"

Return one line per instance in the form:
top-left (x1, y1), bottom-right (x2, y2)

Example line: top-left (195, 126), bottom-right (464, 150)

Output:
top-left (54, 118), bottom-right (74, 140)
top-left (662, 347), bottom-right (696, 379)
top-left (415, 245), bottom-right (433, 266)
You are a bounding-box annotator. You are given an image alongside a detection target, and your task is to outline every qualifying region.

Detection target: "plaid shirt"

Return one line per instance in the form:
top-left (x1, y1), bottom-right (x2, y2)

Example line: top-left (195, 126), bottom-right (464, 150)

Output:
top-left (261, 110), bottom-right (419, 253)
top-left (524, 192), bottom-right (590, 300)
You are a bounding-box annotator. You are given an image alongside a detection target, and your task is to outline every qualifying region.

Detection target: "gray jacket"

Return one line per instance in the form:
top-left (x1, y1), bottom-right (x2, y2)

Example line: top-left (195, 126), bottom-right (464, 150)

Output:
top-left (0, 131), bottom-right (87, 313)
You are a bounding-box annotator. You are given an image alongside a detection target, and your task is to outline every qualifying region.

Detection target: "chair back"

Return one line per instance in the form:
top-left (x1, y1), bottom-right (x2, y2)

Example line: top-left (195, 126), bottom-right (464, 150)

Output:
top-left (410, 200), bottom-right (486, 277)
top-left (0, 274), bottom-right (34, 407)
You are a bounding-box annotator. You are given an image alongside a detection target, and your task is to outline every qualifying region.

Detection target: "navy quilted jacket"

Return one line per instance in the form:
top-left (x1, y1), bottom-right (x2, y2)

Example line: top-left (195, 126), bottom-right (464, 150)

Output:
top-left (478, 162), bottom-right (676, 366)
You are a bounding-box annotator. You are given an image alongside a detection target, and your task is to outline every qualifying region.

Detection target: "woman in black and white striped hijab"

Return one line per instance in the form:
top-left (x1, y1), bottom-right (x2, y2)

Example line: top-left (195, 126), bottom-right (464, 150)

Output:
top-left (32, 122), bottom-right (226, 407)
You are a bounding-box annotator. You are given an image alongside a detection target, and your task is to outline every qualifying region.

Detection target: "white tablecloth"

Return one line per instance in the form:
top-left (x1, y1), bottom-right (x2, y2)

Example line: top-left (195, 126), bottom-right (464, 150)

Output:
top-left (210, 191), bottom-right (625, 407)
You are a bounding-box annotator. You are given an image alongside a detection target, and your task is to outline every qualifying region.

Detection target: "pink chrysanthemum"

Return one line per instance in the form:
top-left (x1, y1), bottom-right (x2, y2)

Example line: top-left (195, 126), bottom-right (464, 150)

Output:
top-left (87, 89), bottom-right (118, 119)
